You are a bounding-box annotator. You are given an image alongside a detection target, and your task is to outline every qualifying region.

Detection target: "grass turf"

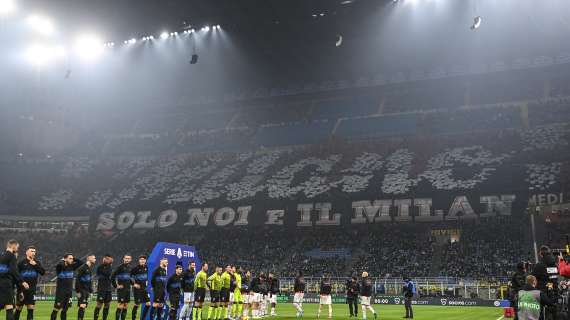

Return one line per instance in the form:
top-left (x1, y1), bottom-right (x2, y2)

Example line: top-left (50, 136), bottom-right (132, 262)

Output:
top-left (8, 301), bottom-right (504, 320)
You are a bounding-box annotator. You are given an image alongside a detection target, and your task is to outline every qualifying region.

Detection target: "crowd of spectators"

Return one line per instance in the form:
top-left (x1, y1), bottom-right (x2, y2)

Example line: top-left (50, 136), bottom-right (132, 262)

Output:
top-left (14, 125), bottom-right (565, 215)
top-left (0, 216), bottom-right (536, 283)
top-left (439, 217), bottom-right (531, 280)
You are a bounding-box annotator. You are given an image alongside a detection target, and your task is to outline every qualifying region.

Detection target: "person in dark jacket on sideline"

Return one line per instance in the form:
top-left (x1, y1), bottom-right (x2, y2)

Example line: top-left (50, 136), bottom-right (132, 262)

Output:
top-left (531, 246), bottom-right (558, 320)
top-left (510, 262), bottom-right (527, 320)
top-left (346, 276), bottom-right (359, 318)
top-left (402, 277), bottom-right (415, 319)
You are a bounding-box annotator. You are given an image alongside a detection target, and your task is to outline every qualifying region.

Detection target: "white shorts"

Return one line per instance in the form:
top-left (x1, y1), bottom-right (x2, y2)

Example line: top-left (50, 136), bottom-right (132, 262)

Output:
top-left (252, 293), bottom-right (262, 303)
top-left (319, 295), bottom-right (332, 305)
top-left (184, 292), bottom-right (195, 303)
top-left (293, 292), bottom-right (304, 304)
top-left (360, 296), bottom-right (371, 306)
top-left (229, 292), bottom-right (234, 303)
top-left (269, 294), bottom-right (277, 304)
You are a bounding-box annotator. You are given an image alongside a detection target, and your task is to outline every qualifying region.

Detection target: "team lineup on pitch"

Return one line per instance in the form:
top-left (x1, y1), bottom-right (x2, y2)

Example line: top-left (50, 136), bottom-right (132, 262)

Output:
top-left (0, 243), bottom-right (505, 320)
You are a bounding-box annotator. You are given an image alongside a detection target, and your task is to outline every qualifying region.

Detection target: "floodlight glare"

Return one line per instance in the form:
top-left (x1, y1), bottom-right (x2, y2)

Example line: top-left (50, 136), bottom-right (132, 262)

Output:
top-left (27, 14), bottom-right (55, 35)
top-left (0, 0), bottom-right (17, 15)
top-left (160, 32), bottom-right (169, 39)
top-left (74, 34), bottom-right (103, 61)
top-left (25, 43), bottom-right (66, 66)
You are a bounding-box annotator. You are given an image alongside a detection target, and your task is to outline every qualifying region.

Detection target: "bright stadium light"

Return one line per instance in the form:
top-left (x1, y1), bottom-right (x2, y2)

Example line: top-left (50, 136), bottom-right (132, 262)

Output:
top-left (27, 14), bottom-right (55, 35)
top-left (128, 38), bottom-right (136, 44)
top-left (25, 43), bottom-right (66, 66)
top-left (0, 0), bottom-right (17, 15)
top-left (160, 31), bottom-right (169, 39)
top-left (74, 34), bottom-right (103, 61)
top-left (149, 35), bottom-right (154, 39)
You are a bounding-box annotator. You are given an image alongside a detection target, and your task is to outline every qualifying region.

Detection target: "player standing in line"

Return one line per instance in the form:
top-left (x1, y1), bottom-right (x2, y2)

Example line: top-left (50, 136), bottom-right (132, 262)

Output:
top-left (50, 253), bottom-right (82, 320)
top-left (292, 271), bottom-right (306, 319)
top-left (112, 255), bottom-right (132, 320)
top-left (259, 273), bottom-right (268, 317)
top-left (131, 255), bottom-right (151, 320)
top-left (75, 254), bottom-right (96, 320)
top-left (167, 264), bottom-right (184, 320)
top-left (0, 240), bottom-right (29, 320)
top-left (193, 263), bottom-right (209, 320)
top-left (15, 246), bottom-right (44, 320)
top-left (267, 273), bottom-right (279, 317)
top-left (317, 276), bottom-right (332, 320)
top-left (207, 267), bottom-right (223, 320)
top-left (359, 272), bottom-right (377, 320)
top-left (227, 266), bottom-right (236, 320)
top-left (249, 272), bottom-right (262, 319)
top-left (230, 266), bottom-right (243, 320)
top-left (94, 254), bottom-right (113, 320)
top-left (220, 266), bottom-right (232, 320)
top-left (180, 261), bottom-right (196, 320)
top-left (240, 270), bottom-right (252, 320)
top-left (150, 258), bottom-right (168, 320)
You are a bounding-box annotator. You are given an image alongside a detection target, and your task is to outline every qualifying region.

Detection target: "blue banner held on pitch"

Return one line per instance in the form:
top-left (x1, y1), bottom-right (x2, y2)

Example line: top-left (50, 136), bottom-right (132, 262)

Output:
top-left (146, 242), bottom-right (201, 319)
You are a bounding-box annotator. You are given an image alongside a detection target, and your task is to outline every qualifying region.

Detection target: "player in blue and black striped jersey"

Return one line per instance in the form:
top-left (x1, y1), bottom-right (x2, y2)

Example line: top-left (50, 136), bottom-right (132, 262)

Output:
top-left (167, 265), bottom-right (184, 320)
top-left (50, 253), bottom-right (83, 320)
top-left (130, 255), bottom-right (150, 320)
top-left (75, 254), bottom-right (96, 320)
top-left (94, 254), bottom-right (113, 320)
top-left (150, 258), bottom-right (168, 320)
top-left (15, 246), bottom-right (45, 320)
top-left (0, 240), bottom-right (29, 320)
top-left (112, 255), bottom-right (132, 320)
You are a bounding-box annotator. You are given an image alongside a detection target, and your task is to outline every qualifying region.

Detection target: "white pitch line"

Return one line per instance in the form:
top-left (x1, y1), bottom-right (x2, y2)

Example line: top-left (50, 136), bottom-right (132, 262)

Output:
top-left (496, 316), bottom-right (504, 320)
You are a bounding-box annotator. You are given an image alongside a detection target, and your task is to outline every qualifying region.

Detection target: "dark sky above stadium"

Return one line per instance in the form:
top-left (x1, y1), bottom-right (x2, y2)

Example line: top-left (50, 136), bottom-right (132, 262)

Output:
top-left (2, 0), bottom-right (570, 120)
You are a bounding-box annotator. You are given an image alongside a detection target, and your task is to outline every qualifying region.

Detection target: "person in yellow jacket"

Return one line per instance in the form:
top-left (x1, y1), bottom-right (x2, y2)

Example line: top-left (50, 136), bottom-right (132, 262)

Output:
top-left (207, 267), bottom-right (223, 320)
top-left (231, 266), bottom-right (243, 320)
top-left (220, 266), bottom-right (232, 320)
top-left (192, 263), bottom-right (209, 320)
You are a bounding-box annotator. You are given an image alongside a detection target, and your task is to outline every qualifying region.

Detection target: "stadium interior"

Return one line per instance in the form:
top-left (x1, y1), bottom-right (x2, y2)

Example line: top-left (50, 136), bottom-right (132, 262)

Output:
top-left (1, 0), bottom-right (570, 319)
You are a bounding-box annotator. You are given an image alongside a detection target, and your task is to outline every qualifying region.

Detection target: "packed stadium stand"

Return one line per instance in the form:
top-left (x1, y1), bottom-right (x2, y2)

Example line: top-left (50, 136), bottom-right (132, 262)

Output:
top-left (1, 63), bottom-right (570, 290)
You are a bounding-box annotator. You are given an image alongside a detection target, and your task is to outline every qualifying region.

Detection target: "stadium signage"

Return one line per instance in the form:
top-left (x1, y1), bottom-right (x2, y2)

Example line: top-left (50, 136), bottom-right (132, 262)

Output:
top-left (527, 192), bottom-right (564, 206)
top-left (96, 194), bottom-right (515, 231)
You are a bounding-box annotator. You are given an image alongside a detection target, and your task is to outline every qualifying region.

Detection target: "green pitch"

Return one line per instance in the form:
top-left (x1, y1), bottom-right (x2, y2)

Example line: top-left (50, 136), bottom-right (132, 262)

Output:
top-left (9, 302), bottom-right (504, 320)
